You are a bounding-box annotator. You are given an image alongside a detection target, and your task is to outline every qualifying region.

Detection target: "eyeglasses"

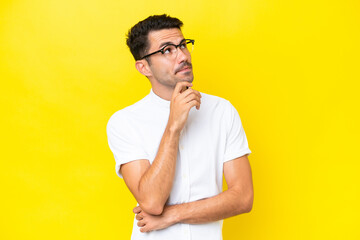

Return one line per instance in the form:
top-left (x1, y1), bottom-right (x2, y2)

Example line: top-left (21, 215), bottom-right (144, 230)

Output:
top-left (140, 39), bottom-right (195, 60)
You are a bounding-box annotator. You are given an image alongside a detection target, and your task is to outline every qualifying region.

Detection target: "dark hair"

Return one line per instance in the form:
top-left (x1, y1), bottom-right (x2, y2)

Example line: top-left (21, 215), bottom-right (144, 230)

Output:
top-left (126, 14), bottom-right (183, 61)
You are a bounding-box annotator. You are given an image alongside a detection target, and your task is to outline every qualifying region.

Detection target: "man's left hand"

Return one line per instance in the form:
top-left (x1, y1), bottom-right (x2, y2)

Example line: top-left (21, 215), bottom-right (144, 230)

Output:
top-left (133, 205), bottom-right (177, 233)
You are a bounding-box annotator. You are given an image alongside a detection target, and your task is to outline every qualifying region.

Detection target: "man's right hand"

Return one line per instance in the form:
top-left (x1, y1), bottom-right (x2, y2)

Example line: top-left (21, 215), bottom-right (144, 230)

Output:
top-left (168, 81), bottom-right (202, 133)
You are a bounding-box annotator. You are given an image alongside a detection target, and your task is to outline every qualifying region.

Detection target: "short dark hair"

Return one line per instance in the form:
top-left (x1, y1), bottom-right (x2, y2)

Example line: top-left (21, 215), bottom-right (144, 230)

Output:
top-left (126, 14), bottom-right (183, 61)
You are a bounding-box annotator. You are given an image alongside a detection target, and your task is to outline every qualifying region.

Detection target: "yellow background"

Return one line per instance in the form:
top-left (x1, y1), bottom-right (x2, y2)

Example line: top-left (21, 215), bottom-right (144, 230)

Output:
top-left (1, 0), bottom-right (359, 239)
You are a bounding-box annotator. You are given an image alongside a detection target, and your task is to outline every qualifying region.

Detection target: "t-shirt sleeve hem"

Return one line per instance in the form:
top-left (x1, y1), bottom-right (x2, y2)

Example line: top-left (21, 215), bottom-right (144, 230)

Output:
top-left (223, 149), bottom-right (252, 163)
top-left (115, 156), bottom-right (150, 178)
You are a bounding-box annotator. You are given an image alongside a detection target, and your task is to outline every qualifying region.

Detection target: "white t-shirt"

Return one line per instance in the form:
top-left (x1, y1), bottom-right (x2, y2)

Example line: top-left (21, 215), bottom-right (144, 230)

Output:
top-left (106, 88), bottom-right (252, 240)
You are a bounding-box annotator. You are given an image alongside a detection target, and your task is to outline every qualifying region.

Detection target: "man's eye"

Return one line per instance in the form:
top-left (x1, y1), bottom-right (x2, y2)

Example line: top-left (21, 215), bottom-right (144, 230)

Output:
top-left (163, 46), bottom-right (172, 54)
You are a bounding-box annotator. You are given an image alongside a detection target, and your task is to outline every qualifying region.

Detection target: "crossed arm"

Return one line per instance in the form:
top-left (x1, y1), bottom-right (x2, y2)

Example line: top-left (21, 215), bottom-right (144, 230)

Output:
top-left (121, 82), bottom-right (201, 216)
top-left (121, 126), bottom-right (180, 215)
top-left (121, 153), bottom-right (253, 233)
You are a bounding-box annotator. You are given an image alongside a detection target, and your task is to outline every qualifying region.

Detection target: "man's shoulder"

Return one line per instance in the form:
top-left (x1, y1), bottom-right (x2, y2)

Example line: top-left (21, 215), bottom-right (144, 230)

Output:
top-left (107, 94), bottom-right (150, 127)
top-left (200, 91), bottom-right (231, 108)
top-left (198, 92), bottom-right (240, 124)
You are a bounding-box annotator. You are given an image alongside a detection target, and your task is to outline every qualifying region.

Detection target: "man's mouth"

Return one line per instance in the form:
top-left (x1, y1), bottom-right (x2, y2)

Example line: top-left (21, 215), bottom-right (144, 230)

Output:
top-left (176, 66), bottom-right (192, 74)
top-left (175, 62), bottom-right (193, 74)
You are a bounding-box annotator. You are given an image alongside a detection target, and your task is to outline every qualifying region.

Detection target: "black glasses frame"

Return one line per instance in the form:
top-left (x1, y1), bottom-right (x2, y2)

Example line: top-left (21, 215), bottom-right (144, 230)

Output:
top-left (140, 39), bottom-right (195, 60)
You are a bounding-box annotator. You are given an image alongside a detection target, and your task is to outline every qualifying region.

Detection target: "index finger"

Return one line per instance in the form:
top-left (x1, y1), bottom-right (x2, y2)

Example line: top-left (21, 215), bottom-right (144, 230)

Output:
top-left (173, 81), bottom-right (193, 99)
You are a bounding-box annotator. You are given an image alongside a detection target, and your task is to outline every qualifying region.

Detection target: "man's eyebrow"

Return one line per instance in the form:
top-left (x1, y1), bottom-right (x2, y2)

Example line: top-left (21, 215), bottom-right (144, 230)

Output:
top-left (158, 38), bottom-right (185, 49)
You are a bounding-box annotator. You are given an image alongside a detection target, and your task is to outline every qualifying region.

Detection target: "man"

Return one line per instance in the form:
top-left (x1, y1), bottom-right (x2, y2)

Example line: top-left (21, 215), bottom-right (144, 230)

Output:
top-left (106, 14), bottom-right (254, 240)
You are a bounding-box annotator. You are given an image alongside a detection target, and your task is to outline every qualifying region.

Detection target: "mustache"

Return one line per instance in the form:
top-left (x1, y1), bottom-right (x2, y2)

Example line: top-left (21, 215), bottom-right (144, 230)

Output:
top-left (175, 62), bottom-right (192, 74)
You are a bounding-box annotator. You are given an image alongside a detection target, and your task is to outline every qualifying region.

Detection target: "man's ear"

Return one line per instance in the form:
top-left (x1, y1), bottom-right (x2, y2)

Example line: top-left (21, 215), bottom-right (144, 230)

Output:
top-left (135, 60), bottom-right (152, 77)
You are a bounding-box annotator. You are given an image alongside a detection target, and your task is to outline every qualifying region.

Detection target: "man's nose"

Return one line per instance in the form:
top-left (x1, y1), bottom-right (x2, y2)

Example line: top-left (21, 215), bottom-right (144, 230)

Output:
top-left (176, 47), bottom-right (189, 63)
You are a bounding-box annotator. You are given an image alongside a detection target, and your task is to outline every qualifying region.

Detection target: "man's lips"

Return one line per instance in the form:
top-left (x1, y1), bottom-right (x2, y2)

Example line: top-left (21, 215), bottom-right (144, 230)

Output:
top-left (177, 67), bottom-right (192, 73)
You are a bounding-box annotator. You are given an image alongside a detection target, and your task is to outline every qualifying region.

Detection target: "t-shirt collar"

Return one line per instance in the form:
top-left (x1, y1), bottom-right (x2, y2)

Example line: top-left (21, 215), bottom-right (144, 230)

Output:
top-left (149, 88), bottom-right (170, 109)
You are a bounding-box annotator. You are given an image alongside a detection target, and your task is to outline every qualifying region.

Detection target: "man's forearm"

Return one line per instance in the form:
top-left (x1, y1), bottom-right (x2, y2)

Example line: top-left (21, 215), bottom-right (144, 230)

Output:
top-left (131, 82), bottom-right (201, 215)
top-left (138, 124), bottom-right (180, 214)
top-left (167, 187), bottom-right (253, 224)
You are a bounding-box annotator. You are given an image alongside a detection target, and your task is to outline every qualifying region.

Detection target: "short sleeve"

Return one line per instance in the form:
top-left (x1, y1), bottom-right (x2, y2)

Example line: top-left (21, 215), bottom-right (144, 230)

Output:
top-left (223, 100), bottom-right (252, 162)
top-left (106, 113), bottom-right (150, 178)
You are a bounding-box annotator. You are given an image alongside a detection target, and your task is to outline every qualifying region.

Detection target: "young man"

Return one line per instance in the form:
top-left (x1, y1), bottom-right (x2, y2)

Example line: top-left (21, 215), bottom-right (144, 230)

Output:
top-left (106, 14), bottom-right (254, 240)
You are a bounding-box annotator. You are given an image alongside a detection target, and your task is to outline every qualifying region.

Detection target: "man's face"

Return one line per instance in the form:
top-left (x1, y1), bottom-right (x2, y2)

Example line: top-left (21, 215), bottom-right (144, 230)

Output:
top-left (145, 28), bottom-right (193, 88)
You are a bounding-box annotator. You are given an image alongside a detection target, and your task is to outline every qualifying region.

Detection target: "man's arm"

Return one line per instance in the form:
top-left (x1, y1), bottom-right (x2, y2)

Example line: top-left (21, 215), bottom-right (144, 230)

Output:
top-left (121, 127), bottom-right (179, 216)
top-left (120, 82), bottom-right (202, 215)
top-left (134, 155), bottom-right (253, 232)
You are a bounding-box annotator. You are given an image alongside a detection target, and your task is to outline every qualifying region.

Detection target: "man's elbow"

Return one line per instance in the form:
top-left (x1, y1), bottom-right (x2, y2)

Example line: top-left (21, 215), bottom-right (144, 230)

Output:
top-left (243, 198), bottom-right (253, 213)
top-left (237, 192), bottom-right (253, 214)
top-left (139, 201), bottom-right (164, 215)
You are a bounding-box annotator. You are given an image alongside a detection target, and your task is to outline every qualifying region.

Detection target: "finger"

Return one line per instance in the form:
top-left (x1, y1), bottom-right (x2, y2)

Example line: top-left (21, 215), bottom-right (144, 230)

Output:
top-left (182, 92), bottom-right (201, 103)
top-left (186, 99), bottom-right (201, 110)
top-left (179, 88), bottom-right (202, 100)
top-left (182, 92), bottom-right (201, 105)
top-left (137, 220), bottom-right (146, 227)
top-left (173, 81), bottom-right (193, 98)
top-left (136, 214), bottom-right (143, 220)
top-left (183, 96), bottom-right (201, 110)
top-left (133, 206), bottom-right (141, 214)
top-left (140, 226), bottom-right (150, 233)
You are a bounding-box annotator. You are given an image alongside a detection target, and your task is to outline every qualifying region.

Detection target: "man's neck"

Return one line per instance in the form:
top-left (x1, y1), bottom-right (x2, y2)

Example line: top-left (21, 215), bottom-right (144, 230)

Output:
top-left (151, 84), bottom-right (174, 101)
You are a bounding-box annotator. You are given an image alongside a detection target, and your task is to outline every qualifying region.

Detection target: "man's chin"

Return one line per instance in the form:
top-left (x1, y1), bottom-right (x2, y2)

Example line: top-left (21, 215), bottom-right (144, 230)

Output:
top-left (177, 78), bottom-right (193, 84)
top-left (177, 74), bottom-right (194, 83)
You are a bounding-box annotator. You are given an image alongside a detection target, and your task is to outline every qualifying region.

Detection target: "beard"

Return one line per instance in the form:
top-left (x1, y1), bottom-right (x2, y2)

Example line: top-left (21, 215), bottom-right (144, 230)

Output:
top-left (150, 61), bottom-right (194, 88)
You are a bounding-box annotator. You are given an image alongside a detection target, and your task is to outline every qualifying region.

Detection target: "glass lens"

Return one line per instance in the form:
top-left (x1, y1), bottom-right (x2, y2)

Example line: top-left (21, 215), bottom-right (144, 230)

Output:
top-left (162, 40), bottom-right (194, 59)
top-left (163, 45), bottom-right (176, 55)
top-left (186, 40), bottom-right (194, 53)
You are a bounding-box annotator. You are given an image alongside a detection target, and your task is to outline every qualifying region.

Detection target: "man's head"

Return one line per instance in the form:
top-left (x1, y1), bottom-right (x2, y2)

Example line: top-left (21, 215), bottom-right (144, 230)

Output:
top-left (126, 14), bottom-right (194, 91)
